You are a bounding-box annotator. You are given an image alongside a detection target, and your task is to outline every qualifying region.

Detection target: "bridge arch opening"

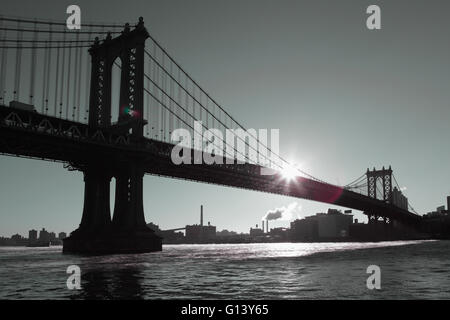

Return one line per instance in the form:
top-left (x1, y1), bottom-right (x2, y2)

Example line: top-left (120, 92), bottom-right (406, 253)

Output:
top-left (110, 177), bottom-right (116, 220)
top-left (374, 177), bottom-right (384, 201)
top-left (111, 57), bottom-right (121, 124)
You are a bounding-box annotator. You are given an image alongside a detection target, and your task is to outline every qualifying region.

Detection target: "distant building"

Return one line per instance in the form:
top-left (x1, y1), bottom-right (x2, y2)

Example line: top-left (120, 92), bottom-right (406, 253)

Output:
top-left (426, 204), bottom-right (450, 217)
top-left (422, 195), bottom-right (450, 238)
top-left (269, 227), bottom-right (289, 241)
top-left (316, 209), bottom-right (353, 238)
top-left (58, 232), bottom-right (67, 240)
top-left (11, 234), bottom-right (28, 246)
top-left (29, 229), bottom-right (37, 242)
top-left (437, 206), bottom-right (445, 213)
top-left (216, 230), bottom-right (238, 237)
top-left (185, 223), bottom-right (216, 243)
top-left (49, 232), bottom-right (56, 241)
top-left (290, 215), bottom-right (319, 241)
top-left (39, 228), bottom-right (50, 242)
top-left (249, 224), bottom-right (264, 237)
top-left (11, 234), bottom-right (23, 242)
top-left (185, 205), bottom-right (217, 243)
top-left (424, 194), bottom-right (450, 217)
top-left (160, 230), bottom-right (185, 243)
top-left (391, 187), bottom-right (408, 210)
top-left (290, 209), bottom-right (353, 241)
top-left (0, 237), bottom-right (14, 246)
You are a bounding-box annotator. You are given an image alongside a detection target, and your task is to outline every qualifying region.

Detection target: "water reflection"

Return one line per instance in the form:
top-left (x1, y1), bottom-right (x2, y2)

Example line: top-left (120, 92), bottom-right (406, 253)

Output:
top-left (1, 241), bottom-right (448, 299)
top-left (72, 266), bottom-right (144, 300)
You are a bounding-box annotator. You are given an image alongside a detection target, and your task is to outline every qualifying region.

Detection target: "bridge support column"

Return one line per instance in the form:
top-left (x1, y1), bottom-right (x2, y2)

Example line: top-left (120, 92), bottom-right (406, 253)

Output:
top-left (106, 161), bottom-right (161, 253)
top-left (112, 164), bottom-right (147, 229)
top-left (63, 162), bottom-right (161, 255)
top-left (79, 166), bottom-right (112, 232)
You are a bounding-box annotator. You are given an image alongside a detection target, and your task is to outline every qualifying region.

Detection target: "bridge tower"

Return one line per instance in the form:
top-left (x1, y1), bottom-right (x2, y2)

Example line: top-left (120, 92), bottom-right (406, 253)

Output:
top-left (367, 166), bottom-right (392, 201)
top-left (63, 18), bottom-right (161, 254)
top-left (366, 166), bottom-right (393, 224)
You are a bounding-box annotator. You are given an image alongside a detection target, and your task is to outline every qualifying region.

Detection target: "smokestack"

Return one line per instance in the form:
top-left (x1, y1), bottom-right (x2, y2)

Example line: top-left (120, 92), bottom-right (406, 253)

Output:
top-left (266, 220), bottom-right (269, 233)
top-left (262, 220), bottom-right (264, 233)
top-left (200, 205), bottom-right (203, 226)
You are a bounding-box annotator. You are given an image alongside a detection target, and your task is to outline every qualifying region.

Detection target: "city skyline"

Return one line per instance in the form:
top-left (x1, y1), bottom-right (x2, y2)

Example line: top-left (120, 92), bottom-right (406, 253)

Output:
top-left (0, 227), bottom-right (67, 239)
top-left (1, 0), bottom-right (450, 237)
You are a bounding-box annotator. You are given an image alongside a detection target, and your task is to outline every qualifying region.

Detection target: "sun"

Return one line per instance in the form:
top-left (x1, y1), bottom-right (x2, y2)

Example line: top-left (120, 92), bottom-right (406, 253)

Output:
top-left (280, 164), bottom-right (300, 181)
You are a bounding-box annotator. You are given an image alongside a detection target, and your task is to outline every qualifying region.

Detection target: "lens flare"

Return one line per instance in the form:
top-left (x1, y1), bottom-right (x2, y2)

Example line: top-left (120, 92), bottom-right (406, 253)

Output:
top-left (280, 164), bottom-right (300, 181)
top-left (121, 105), bottom-right (140, 118)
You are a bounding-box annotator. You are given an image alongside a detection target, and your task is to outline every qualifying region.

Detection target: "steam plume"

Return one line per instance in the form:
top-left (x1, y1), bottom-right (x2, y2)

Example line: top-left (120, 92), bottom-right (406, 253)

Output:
top-left (262, 202), bottom-right (301, 221)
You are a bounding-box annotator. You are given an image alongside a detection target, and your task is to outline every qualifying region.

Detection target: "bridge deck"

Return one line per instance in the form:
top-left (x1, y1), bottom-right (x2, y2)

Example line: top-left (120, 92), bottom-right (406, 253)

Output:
top-left (0, 105), bottom-right (421, 225)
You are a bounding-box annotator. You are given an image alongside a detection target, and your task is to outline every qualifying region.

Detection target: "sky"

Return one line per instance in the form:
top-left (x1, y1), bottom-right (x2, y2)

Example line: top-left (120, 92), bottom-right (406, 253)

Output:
top-left (1, 0), bottom-right (450, 237)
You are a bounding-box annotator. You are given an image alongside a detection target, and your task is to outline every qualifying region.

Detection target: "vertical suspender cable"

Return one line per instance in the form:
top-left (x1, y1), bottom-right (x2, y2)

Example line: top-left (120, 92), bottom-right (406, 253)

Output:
top-left (169, 60), bottom-right (173, 136)
top-left (54, 37), bottom-right (60, 117)
top-left (206, 95), bottom-right (214, 143)
top-left (161, 52), bottom-right (165, 140)
top-left (76, 34), bottom-right (82, 122)
top-left (191, 82), bottom-right (196, 147)
top-left (72, 33), bottom-right (78, 120)
top-left (29, 20), bottom-right (37, 105)
top-left (184, 78), bottom-right (189, 145)
top-left (73, 33), bottom-right (79, 121)
top-left (199, 89), bottom-right (202, 126)
top-left (228, 115), bottom-right (233, 159)
top-left (65, 39), bottom-right (72, 119)
top-left (192, 85), bottom-right (196, 121)
top-left (205, 94), bottom-right (209, 129)
top-left (165, 54), bottom-right (169, 140)
top-left (41, 40), bottom-right (48, 114)
top-left (44, 24), bottom-right (52, 114)
top-left (73, 31), bottom-right (80, 120)
top-left (211, 97), bottom-right (215, 130)
top-left (184, 72), bottom-right (188, 134)
top-left (177, 67), bottom-right (181, 131)
top-left (84, 29), bottom-right (92, 122)
top-left (13, 21), bottom-right (23, 102)
top-left (146, 54), bottom-right (151, 137)
top-left (59, 30), bottom-right (66, 117)
top-left (153, 43), bottom-right (159, 139)
top-left (84, 45), bottom-right (90, 122)
top-left (0, 16), bottom-right (8, 105)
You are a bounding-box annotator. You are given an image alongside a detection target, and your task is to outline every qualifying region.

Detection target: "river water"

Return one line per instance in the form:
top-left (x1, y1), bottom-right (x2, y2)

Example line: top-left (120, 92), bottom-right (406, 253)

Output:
top-left (0, 240), bottom-right (449, 299)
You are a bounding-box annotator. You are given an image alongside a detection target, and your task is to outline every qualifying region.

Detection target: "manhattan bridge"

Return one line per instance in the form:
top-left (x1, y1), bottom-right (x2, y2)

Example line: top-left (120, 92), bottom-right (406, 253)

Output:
top-left (0, 16), bottom-right (422, 253)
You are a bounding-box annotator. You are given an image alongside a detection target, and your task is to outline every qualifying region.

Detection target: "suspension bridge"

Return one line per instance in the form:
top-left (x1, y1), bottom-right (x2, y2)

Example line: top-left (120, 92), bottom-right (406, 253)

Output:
top-left (0, 16), bottom-right (423, 254)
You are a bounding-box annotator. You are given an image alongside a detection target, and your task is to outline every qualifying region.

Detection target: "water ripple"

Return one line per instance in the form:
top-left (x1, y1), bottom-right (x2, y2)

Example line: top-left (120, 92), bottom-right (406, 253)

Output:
top-left (0, 240), bottom-right (448, 299)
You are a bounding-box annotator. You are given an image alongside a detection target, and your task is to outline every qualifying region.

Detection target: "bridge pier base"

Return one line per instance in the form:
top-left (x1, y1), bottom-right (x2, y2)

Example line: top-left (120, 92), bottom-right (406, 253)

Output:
top-left (63, 229), bottom-right (162, 255)
top-left (63, 163), bottom-right (162, 255)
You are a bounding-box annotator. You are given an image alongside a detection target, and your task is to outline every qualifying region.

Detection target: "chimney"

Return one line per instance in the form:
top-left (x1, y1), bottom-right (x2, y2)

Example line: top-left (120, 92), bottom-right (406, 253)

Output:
top-left (262, 220), bottom-right (265, 233)
top-left (200, 205), bottom-right (203, 226)
top-left (266, 220), bottom-right (269, 233)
